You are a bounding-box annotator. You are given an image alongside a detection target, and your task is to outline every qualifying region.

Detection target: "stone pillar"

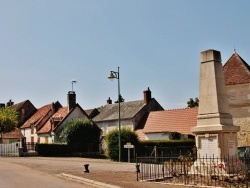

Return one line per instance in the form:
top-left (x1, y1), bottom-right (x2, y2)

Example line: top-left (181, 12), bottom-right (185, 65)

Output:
top-left (191, 49), bottom-right (240, 174)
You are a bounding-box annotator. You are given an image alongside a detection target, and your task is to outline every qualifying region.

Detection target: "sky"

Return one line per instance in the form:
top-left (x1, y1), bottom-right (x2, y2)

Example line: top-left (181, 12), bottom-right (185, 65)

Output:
top-left (0, 0), bottom-right (250, 110)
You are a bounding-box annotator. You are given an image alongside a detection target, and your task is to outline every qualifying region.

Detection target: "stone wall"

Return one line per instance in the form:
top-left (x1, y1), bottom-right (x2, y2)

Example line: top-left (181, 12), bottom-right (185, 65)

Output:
top-left (226, 83), bottom-right (250, 146)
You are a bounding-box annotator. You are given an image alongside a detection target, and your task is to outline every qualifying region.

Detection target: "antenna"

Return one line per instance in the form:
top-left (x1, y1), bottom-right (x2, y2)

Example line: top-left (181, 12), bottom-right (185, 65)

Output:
top-left (234, 44), bottom-right (236, 53)
top-left (71, 80), bottom-right (77, 91)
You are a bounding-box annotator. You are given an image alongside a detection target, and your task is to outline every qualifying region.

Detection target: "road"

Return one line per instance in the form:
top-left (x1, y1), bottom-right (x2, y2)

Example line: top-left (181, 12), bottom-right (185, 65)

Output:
top-left (0, 157), bottom-right (185, 188)
top-left (0, 159), bottom-right (93, 188)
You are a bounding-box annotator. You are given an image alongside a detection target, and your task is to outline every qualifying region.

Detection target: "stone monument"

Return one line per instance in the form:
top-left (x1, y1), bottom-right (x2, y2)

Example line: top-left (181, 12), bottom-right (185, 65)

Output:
top-left (191, 49), bottom-right (240, 173)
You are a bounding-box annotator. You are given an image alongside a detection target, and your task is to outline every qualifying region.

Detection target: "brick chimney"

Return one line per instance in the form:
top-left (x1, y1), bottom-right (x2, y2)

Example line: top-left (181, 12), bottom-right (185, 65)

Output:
top-left (143, 87), bottom-right (151, 104)
top-left (107, 97), bottom-right (112, 104)
top-left (67, 91), bottom-right (76, 112)
top-left (51, 102), bottom-right (55, 114)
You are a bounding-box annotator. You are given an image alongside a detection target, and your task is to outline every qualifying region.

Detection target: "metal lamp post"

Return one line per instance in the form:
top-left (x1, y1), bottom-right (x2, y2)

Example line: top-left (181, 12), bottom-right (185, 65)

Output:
top-left (108, 67), bottom-right (121, 162)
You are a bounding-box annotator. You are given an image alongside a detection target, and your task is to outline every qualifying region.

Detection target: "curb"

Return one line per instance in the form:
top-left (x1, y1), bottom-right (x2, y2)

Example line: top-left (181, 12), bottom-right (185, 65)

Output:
top-left (60, 173), bottom-right (121, 188)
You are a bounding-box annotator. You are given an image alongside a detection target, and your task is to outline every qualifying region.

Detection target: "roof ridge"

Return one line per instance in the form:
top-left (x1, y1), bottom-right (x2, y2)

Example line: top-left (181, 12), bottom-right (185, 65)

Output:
top-left (155, 107), bottom-right (198, 112)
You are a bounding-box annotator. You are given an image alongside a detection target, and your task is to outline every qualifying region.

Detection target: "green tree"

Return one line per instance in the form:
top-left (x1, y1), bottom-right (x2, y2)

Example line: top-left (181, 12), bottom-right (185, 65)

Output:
top-left (60, 119), bottom-right (101, 152)
top-left (106, 128), bottom-right (139, 161)
top-left (0, 107), bottom-right (18, 142)
top-left (187, 97), bottom-right (199, 108)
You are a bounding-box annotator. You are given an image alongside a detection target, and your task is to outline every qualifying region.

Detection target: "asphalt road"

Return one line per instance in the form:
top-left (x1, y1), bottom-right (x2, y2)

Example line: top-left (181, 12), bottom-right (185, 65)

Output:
top-left (0, 159), bottom-right (93, 188)
top-left (0, 157), bottom-right (186, 188)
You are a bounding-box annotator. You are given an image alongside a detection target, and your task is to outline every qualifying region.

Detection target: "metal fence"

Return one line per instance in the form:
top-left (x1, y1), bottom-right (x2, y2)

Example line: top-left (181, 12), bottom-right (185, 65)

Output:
top-left (136, 155), bottom-right (250, 187)
top-left (0, 142), bottom-right (20, 156)
top-left (24, 142), bottom-right (37, 152)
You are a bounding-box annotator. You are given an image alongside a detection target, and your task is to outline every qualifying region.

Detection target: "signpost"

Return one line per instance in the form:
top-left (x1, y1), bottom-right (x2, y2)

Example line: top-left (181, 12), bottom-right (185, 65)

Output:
top-left (124, 142), bottom-right (134, 163)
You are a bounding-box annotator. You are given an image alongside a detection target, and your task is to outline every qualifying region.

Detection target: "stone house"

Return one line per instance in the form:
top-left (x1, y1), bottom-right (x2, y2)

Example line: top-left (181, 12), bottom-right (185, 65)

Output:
top-left (91, 88), bottom-right (164, 150)
top-left (223, 51), bottom-right (250, 146)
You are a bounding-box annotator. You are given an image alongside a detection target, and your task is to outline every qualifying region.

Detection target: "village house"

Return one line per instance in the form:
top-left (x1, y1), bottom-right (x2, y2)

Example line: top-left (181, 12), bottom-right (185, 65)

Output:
top-left (19, 91), bottom-right (90, 145)
top-left (20, 101), bottom-right (62, 149)
top-left (1, 100), bottom-right (36, 144)
top-left (91, 87), bottom-right (164, 151)
top-left (135, 51), bottom-right (250, 144)
top-left (135, 107), bottom-right (197, 140)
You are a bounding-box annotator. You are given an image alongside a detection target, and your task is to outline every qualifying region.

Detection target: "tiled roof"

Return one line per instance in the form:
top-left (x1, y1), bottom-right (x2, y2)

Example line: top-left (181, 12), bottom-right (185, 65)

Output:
top-left (9, 100), bottom-right (37, 127)
top-left (223, 52), bottom-right (250, 85)
top-left (20, 103), bottom-right (53, 129)
top-left (136, 108), bottom-right (198, 139)
top-left (2, 128), bottom-right (24, 139)
top-left (93, 100), bottom-right (146, 122)
top-left (37, 107), bottom-right (68, 134)
top-left (10, 100), bottom-right (29, 111)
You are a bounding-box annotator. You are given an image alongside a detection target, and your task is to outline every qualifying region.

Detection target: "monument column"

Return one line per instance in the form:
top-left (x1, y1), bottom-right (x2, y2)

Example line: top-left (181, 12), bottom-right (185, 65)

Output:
top-left (192, 49), bottom-right (240, 159)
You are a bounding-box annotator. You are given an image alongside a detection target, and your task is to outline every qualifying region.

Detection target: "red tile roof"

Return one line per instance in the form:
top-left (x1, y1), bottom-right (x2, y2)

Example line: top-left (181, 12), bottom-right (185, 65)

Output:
top-left (223, 52), bottom-right (250, 85)
top-left (136, 108), bottom-right (198, 140)
top-left (20, 103), bottom-right (53, 129)
top-left (2, 128), bottom-right (24, 139)
top-left (37, 107), bottom-right (68, 134)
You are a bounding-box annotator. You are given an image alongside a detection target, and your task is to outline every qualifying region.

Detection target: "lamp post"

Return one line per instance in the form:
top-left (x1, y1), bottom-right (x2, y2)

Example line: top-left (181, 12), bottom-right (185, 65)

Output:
top-left (108, 67), bottom-right (121, 162)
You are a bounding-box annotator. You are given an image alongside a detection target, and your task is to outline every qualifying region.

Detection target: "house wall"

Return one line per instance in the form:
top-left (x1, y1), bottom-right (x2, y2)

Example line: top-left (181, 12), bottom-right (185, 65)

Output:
top-left (145, 133), bottom-right (188, 140)
top-left (145, 133), bottom-right (170, 140)
top-left (39, 133), bottom-right (52, 144)
top-left (226, 83), bottom-right (250, 146)
top-left (21, 127), bottom-right (38, 143)
top-left (17, 101), bottom-right (36, 127)
top-left (96, 119), bottom-right (133, 136)
top-left (2, 138), bottom-right (20, 144)
top-left (53, 107), bottom-right (89, 143)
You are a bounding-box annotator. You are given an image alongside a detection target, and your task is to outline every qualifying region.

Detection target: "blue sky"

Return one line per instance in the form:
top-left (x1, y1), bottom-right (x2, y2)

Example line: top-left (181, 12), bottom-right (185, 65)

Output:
top-left (0, 1), bottom-right (250, 110)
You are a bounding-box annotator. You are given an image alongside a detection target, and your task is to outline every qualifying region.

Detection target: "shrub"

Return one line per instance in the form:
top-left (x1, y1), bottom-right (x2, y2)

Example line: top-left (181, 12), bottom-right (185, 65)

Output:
top-left (106, 128), bottom-right (139, 161)
top-left (60, 119), bottom-right (101, 152)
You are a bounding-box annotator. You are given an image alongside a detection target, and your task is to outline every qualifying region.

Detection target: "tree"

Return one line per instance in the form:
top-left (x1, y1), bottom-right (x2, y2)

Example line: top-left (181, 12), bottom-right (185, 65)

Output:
top-left (60, 119), bottom-right (101, 152)
top-left (106, 128), bottom-right (139, 161)
top-left (0, 107), bottom-right (18, 142)
top-left (187, 97), bottom-right (199, 108)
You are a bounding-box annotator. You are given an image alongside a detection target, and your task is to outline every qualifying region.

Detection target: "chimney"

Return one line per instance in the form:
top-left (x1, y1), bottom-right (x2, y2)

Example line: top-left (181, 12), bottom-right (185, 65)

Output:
top-left (51, 102), bottom-right (55, 114)
top-left (143, 87), bottom-right (151, 104)
top-left (67, 91), bottom-right (76, 112)
top-left (107, 97), bottom-right (112, 104)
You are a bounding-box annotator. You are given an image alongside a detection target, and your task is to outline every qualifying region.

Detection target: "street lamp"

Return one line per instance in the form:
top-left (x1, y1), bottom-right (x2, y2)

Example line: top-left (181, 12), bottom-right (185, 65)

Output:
top-left (108, 67), bottom-right (121, 162)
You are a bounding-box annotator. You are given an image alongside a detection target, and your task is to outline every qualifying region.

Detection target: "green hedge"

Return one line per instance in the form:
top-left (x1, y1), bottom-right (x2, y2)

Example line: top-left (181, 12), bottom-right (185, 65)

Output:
top-left (36, 143), bottom-right (70, 157)
top-left (137, 139), bottom-right (195, 156)
top-left (36, 143), bottom-right (106, 158)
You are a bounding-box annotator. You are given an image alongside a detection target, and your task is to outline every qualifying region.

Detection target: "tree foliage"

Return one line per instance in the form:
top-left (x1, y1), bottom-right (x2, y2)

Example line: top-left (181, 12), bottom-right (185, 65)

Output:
top-left (187, 97), bottom-right (199, 108)
top-left (0, 107), bottom-right (18, 134)
top-left (106, 128), bottom-right (139, 161)
top-left (60, 119), bottom-right (101, 146)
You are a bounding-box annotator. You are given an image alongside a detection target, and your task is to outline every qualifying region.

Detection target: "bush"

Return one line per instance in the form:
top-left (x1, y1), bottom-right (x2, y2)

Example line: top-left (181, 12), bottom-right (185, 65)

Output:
top-left (60, 119), bottom-right (101, 152)
top-left (106, 128), bottom-right (139, 161)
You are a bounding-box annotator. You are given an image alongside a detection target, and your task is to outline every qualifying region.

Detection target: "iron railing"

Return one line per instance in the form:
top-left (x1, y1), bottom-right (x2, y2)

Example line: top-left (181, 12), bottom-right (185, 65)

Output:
top-left (136, 155), bottom-right (250, 187)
